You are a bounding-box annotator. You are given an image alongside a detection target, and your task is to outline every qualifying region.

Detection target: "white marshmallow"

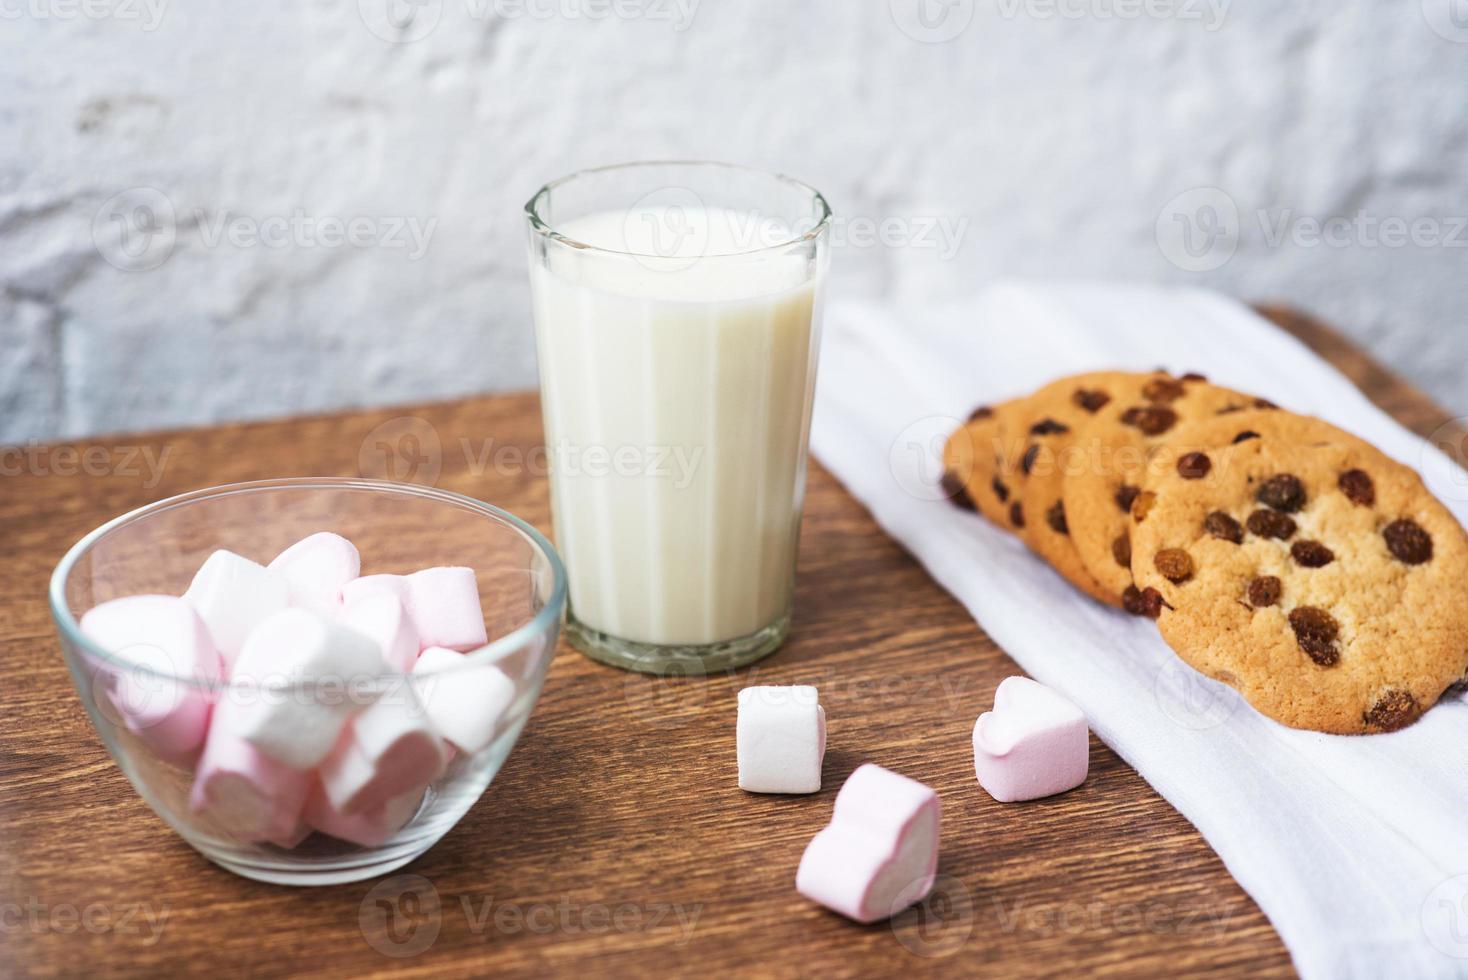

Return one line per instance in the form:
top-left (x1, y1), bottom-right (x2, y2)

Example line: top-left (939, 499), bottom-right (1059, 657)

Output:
top-left (340, 593), bottom-right (419, 673)
top-left (317, 685), bottom-right (448, 814)
top-left (79, 595), bottom-right (222, 766)
top-left (183, 549), bottom-right (291, 669)
top-left (412, 646), bottom-right (517, 754)
top-left (268, 532), bottom-right (361, 617)
top-left (736, 685), bottom-right (826, 794)
top-left (223, 608), bottom-right (385, 769)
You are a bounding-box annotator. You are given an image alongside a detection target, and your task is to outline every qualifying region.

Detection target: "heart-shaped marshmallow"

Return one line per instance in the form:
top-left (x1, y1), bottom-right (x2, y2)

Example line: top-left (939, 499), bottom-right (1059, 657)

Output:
top-left (268, 532), bottom-right (361, 617)
top-left (795, 764), bottom-right (940, 923)
top-left (972, 676), bottom-right (1088, 803)
top-left (736, 685), bottom-right (826, 794)
top-left (183, 549), bottom-right (291, 669)
top-left (80, 595), bottom-right (222, 766)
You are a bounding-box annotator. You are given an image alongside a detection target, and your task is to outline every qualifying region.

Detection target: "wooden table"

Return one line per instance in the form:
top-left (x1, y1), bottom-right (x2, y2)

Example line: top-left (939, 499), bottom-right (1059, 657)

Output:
top-left (2, 308), bottom-right (1461, 979)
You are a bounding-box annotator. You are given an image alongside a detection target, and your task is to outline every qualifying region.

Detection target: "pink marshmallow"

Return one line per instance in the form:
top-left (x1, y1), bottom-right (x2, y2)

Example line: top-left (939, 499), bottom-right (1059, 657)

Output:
top-left (406, 567), bottom-right (487, 652)
top-left (972, 676), bottom-right (1089, 803)
top-left (79, 595), bottom-right (222, 766)
top-left (268, 820), bottom-right (312, 850)
top-left (317, 686), bottom-right (447, 814)
top-left (268, 532), bottom-right (360, 617)
top-left (341, 593), bottom-right (419, 673)
top-left (304, 783), bottom-right (425, 847)
top-left (795, 764), bottom-right (940, 924)
top-left (412, 646), bottom-right (516, 754)
top-left (339, 574), bottom-right (408, 607)
top-left (189, 724), bottom-right (309, 843)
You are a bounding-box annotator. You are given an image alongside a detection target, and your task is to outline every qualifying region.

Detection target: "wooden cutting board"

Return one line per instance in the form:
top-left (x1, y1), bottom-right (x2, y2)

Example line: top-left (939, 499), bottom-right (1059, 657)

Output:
top-left (2, 307), bottom-right (1462, 979)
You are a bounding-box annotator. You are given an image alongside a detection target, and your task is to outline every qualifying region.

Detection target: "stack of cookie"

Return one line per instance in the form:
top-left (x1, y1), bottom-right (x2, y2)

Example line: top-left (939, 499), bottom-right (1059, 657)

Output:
top-left (942, 370), bottom-right (1468, 735)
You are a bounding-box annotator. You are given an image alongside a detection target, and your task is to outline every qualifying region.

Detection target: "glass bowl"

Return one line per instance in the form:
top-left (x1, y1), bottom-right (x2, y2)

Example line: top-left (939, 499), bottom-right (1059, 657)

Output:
top-left (49, 478), bottom-right (566, 886)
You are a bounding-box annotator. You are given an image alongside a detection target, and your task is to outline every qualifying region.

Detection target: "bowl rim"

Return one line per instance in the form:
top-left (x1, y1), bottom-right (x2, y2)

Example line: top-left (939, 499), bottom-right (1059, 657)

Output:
top-left (49, 477), bottom-right (568, 688)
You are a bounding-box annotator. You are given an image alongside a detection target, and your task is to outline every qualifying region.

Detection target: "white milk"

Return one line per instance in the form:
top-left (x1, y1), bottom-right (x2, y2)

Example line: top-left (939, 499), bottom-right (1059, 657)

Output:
top-left (530, 206), bottom-right (825, 647)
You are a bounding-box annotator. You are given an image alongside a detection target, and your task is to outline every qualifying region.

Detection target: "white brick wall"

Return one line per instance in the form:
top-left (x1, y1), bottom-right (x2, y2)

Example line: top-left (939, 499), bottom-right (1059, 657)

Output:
top-left (4, 0), bottom-right (1467, 443)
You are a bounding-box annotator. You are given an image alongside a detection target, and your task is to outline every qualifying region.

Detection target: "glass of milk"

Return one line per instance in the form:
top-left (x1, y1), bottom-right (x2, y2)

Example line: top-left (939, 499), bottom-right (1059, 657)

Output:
top-left (525, 162), bottom-right (831, 674)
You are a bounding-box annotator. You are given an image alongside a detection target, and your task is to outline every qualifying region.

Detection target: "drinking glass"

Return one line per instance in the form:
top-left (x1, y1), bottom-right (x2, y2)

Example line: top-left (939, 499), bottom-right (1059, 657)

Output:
top-left (525, 161), bottom-right (831, 674)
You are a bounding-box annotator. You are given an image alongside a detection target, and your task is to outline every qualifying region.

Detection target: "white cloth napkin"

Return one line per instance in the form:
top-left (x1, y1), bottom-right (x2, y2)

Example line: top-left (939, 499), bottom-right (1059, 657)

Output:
top-left (809, 281), bottom-right (1468, 980)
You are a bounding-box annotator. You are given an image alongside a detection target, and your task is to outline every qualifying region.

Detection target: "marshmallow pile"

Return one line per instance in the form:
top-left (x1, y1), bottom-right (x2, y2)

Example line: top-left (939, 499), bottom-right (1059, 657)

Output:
top-left (80, 532), bottom-right (515, 849)
top-left (739, 677), bottom-right (1089, 924)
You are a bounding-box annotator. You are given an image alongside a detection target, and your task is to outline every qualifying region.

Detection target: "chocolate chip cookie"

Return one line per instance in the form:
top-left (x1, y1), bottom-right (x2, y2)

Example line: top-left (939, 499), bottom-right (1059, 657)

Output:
top-left (1014, 371), bottom-right (1247, 608)
top-left (1129, 431), bottom-right (1468, 734)
top-left (1064, 397), bottom-right (1350, 608)
top-left (942, 399), bottom-right (1032, 531)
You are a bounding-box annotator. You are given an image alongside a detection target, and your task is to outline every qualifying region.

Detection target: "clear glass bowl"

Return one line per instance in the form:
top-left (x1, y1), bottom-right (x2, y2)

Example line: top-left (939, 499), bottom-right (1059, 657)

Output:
top-left (49, 478), bottom-right (566, 886)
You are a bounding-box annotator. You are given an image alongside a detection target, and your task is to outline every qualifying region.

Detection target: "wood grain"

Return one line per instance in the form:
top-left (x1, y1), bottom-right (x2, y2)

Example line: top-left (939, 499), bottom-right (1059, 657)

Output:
top-left (1, 307), bottom-right (1460, 979)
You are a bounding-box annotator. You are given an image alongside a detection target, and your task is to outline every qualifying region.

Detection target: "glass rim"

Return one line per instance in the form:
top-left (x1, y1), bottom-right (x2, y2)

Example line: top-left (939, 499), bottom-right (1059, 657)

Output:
top-left (49, 477), bottom-right (568, 689)
top-left (524, 159), bottom-right (832, 260)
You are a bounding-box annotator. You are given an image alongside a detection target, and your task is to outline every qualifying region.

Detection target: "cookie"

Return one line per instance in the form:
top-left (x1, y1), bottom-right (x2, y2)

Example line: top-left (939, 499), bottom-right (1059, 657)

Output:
top-left (1129, 431), bottom-right (1468, 734)
top-left (1061, 389), bottom-right (1290, 607)
top-left (1013, 371), bottom-right (1242, 608)
top-left (942, 399), bottom-right (1031, 532)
